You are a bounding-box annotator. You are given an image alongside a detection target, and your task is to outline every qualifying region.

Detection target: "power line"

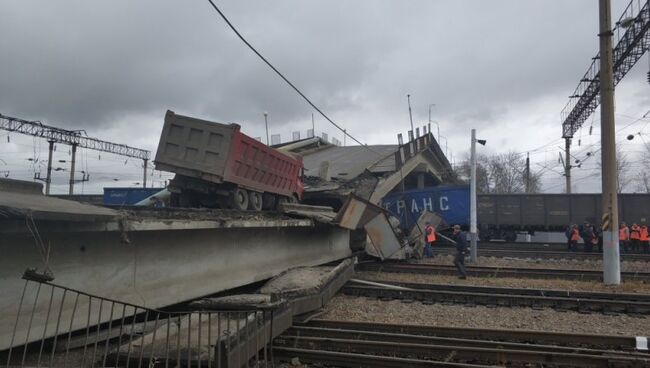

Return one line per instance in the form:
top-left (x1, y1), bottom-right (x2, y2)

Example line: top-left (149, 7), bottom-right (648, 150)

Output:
top-left (205, 0), bottom-right (379, 154)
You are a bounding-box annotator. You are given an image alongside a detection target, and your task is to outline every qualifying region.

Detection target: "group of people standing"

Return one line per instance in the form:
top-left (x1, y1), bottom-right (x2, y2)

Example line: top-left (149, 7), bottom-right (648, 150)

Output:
top-left (565, 221), bottom-right (650, 253)
top-left (566, 222), bottom-right (600, 252)
top-left (619, 222), bottom-right (650, 253)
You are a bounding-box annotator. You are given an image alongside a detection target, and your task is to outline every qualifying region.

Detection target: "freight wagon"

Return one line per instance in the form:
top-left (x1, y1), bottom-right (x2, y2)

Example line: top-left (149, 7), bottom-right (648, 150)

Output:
top-left (383, 186), bottom-right (650, 241)
top-left (478, 193), bottom-right (650, 241)
top-left (154, 110), bottom-right (304, 210)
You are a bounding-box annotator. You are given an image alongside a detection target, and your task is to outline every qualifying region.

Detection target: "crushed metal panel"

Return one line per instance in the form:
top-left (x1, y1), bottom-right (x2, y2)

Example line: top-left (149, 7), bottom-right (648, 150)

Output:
top-left (335, 194), bottom-right (384, 230)
top-left (365, 213), bottom-right (403, 260)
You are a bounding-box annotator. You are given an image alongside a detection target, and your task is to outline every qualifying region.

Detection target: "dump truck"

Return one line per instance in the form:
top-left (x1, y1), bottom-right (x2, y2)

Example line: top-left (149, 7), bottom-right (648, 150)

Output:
top-left (154, 110), bottom-right (304, 210)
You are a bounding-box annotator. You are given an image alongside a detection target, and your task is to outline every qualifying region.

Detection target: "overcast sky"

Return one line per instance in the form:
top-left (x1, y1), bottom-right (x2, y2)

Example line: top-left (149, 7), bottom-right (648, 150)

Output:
top-left (1, 0), bottom-right (649, 194)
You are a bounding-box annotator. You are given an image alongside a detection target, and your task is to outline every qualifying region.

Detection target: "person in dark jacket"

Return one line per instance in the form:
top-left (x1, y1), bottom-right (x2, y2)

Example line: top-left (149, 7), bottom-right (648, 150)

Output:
top-left (450, 224), bottom-right (468, 279)
top-left (582, 223), bottom-right (595, 253)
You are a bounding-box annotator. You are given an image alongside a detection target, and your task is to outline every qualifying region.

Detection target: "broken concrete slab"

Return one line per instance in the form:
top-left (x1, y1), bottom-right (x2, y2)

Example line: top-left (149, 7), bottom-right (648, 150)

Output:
top-left (279, 202), bottom-right (338, 223)
top-left (189, 294), bottom-right (284, 310)
top-left (0, 178), bottom-right (117, 221)
top-left (112, 307), bottom-right (292, 368)
top-left (261, 258), bottom-right (355, 316)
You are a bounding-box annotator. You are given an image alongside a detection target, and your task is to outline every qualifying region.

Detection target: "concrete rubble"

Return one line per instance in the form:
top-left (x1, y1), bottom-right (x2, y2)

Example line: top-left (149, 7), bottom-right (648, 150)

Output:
top-left (117, 258), bottom-right (355, 368)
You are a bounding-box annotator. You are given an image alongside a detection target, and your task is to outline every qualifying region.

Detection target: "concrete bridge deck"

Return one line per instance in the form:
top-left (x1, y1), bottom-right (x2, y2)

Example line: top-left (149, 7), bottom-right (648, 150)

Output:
top-left (0, 189), bottom-right (351, 350)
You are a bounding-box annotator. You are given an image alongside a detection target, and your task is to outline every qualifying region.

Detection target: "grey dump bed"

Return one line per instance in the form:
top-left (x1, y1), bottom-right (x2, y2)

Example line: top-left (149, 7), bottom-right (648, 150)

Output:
top-left (154, 110), bottom-right (236, 183)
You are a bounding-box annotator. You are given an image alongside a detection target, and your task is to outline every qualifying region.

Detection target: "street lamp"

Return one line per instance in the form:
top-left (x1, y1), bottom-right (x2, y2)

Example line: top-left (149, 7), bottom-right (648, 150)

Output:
top-left (263, 112), bottom-right (269, 146)
top-left (428, 104), bottom-right (441, 143)
top-left (470, 129), bottom-right (487, 263)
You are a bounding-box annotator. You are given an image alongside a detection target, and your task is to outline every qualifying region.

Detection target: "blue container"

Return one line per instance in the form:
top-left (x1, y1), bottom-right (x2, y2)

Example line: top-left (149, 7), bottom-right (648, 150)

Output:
top-left (382, 185), bottom-right (470, 230)
top-left (103, 187), bottom-right (165, 206)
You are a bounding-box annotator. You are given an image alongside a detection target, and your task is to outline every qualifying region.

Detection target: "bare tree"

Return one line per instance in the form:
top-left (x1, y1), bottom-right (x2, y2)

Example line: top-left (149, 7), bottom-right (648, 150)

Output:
top-left (617, 148), bottom-right (633, 193)
top-left (455, 153), bottom-right (491, 193)
top-left (597, 146), bottom-right (633, 192)
top-left (633, 149), bottom-right (650, 193)
top-left (456, 151), bottom-right (541, 193)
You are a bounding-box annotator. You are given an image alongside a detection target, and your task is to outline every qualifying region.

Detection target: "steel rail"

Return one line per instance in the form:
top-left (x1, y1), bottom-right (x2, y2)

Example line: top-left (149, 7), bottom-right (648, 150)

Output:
top-left (283, 325), bottom-right (649, 358)
top-left (272, 346), bottom-right (489, 367)
top-left (358, 262), bottom-right (650, 281)
top-left (273, 335), bottom-right (648, 367)
top-left (342, 284), bottom-right (650, 314)
top-left (354, 279), bottom-right (650, 302)
top-left (431, 247), bottom-right (650, 261)
top-left (301, 319), bottom-right (643, 350)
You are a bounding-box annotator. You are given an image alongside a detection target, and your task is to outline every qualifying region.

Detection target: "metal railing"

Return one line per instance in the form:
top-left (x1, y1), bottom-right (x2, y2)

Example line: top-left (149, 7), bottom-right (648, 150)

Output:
top-left (2, 275), bottom-right (279, 367)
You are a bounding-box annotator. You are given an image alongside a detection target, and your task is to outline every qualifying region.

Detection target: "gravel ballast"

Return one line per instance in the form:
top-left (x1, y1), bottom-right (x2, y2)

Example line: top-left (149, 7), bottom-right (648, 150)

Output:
top-left (322, 294), bottom-right (650, 336)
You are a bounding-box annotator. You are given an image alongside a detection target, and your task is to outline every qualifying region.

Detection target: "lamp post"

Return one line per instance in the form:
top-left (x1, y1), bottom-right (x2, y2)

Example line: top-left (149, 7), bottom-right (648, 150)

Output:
top-left (470, 129), bottom-right (487, 263)
top-left (264, 112), bottom-right (269, 146)
top-left (429, 104), bottom-right (440, 143)
top-left (407, 95), bottom-right (415, 140)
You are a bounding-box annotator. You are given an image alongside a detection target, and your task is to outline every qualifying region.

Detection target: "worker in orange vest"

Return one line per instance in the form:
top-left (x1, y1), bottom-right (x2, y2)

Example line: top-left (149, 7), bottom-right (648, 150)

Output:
top-left (569, 224), bottom-right (580, 252)
top-left (424, 222), bottom-right (436, 258)
top-left (619, 222), bottom-right (630, 253)
top-left (630, 223), bottom-right (641, 253)
top-left (640, 224), bottom-right (649, 254)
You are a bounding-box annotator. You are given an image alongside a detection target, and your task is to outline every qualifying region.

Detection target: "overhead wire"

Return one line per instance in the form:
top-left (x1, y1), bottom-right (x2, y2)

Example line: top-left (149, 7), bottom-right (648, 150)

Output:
top-left (205, 0), bottom-right (381, 155)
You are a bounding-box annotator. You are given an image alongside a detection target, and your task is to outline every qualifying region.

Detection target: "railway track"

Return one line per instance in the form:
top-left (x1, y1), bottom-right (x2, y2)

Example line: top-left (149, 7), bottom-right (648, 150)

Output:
top-left (358, 262), bottom-right (650, 281)
top-left (273, 319), bottom-right (650, 367)
top-left (343, 279), bottom-right (650, 314)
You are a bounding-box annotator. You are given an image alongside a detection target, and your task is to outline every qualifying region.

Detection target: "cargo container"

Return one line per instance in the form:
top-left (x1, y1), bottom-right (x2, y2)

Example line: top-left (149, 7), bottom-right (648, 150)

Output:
top-left (154, 110), bottom-right (304, 210)
top-left (382, 185), bottom-right (470, 230)
top-left (103, 187), bottom-right (166, 206)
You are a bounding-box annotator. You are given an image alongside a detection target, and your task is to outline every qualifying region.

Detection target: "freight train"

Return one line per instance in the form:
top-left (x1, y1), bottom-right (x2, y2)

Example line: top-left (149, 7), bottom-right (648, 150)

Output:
top-left (382, 186), bottom-right (650, 241)
top-left (154, 110), bottom-right (304, 210)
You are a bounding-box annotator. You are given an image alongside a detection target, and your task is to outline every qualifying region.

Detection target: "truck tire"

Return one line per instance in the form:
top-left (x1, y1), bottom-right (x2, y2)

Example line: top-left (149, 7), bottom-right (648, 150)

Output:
top-left (248, 191), bottom-right (263, 211)
top-left (277, 196), bottom-right (288, 210)
top-left (230, 188), bottom-right (249, 210)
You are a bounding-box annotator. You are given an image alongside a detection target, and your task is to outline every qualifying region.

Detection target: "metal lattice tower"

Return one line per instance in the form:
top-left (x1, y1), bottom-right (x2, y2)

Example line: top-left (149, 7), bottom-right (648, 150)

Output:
top-left (561, 0), bottom-right (650, 138)
top-left (0, 113), bottom-right (151, 194)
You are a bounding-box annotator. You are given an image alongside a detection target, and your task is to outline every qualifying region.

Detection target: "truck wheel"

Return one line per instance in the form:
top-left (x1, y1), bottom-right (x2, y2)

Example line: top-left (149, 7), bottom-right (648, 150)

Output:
top-left (230, 188), bottom-right (249, 210)
top-left (248, 191), bottom-right (263, 211)
top-left (277, 196), bottom-right (288, 210)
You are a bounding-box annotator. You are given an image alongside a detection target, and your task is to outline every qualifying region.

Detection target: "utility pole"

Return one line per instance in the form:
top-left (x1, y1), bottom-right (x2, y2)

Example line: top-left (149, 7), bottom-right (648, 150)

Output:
top-left (429, 104), bottom-right (441, 144)
top-left (264, 112), bottom-right (269, 146)
top-left (45, 140), bottom-right (54, 195)
top-left (143, 158), bottom-right (148, 188)
top-left (343, 129), bottom-right (346, 147)
top-left (311, 113), bottom-right (315, 137)
top-left (470, 129), bottom-right (478, 263)
top-left (599, 0), bottom-right (620, 285)
top-left (407, 94), bottom-right (414, 140)
top-left (565, 138), bottom-right (572, 193)
top-left (68, 144), bottom-right (77, 195)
